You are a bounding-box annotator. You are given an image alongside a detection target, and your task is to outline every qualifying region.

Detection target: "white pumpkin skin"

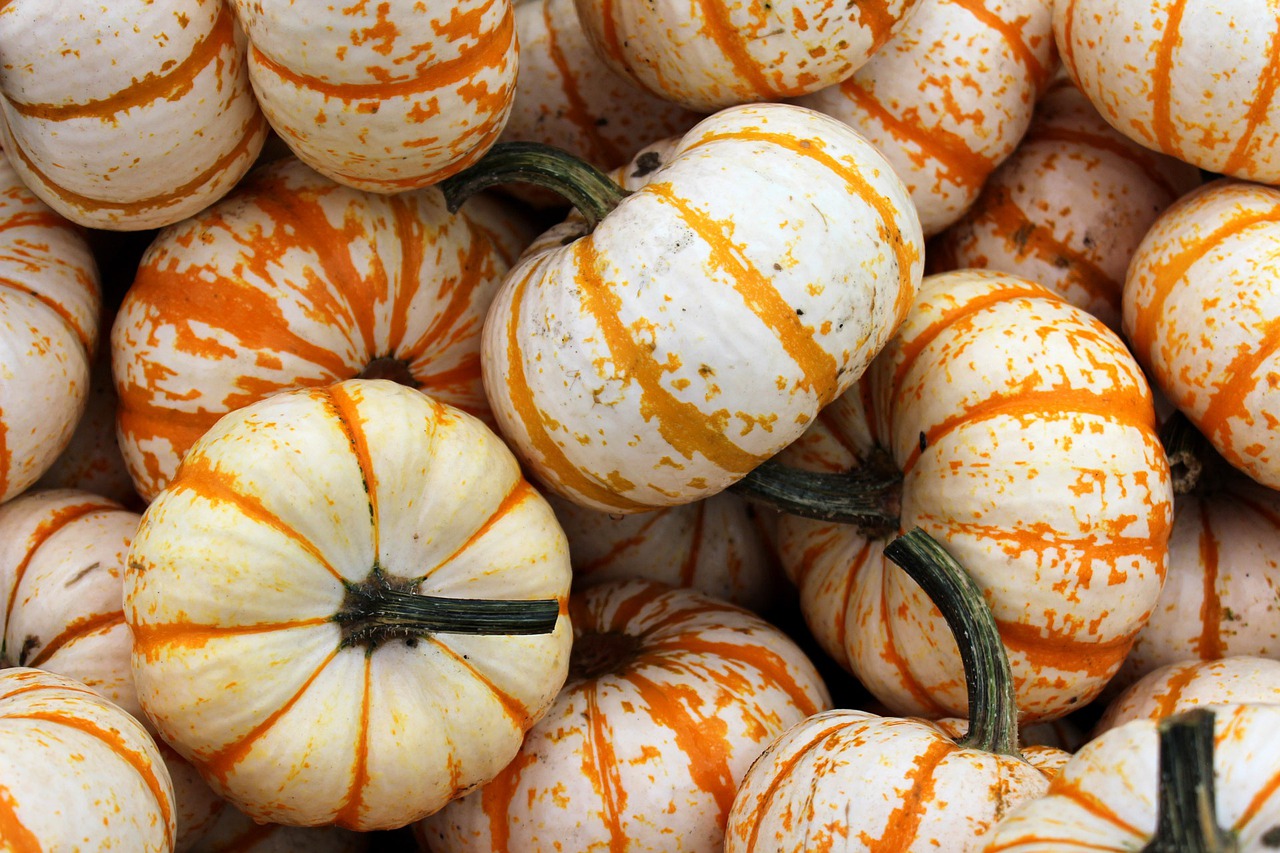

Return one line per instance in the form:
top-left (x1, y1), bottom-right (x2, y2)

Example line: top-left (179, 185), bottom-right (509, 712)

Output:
top-left (0, 667), bottom-right (177, 852)
top-left (929, 77), bottom-right (1202, 331)
top-left (481, 103), bottom-right (923, 514)
top-left (1096, 657), bottom-right (1280, 735)
top-left (794, 0), bottom-right (1058, 236)
top-left (232, 0), bottom-right (518, 192)
top-left (0, 0), bottom-right (267, 230)
top-left (1122, 180), bottom-right (1280, 491)
top-left (125, 380), bottom-right (573, 831)
top-left (1054, 0), bottom-right (1280, 184)
top-left (573, 0), bottom-right (922, 113)
top-left (0, 151), bottom-right (100, 504)
top-left (416, 578), bottom-right (832, 853)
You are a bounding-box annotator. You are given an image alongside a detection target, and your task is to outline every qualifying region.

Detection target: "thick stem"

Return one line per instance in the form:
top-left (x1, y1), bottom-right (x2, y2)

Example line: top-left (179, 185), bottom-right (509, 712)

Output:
top-left (732, 451), bottom-right (902, 538)
top-left (1141, 707), bottom-right (1238, 853)
top-left (1161, 410), bottom-right (1209, 496)
top-left (438, 142), bottom-right (630, 230)
top-left (334, 567), bottom-right (560, 651)
top-left (882, 528), bottom-right (1020, 757)
top-left (357, 356), bottom-right (417, 388)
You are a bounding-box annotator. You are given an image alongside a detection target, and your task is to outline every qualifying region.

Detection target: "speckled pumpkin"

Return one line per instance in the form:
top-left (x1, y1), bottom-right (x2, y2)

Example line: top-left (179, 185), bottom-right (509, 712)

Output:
top-left (1095, 656), bottom-right (1280, 735)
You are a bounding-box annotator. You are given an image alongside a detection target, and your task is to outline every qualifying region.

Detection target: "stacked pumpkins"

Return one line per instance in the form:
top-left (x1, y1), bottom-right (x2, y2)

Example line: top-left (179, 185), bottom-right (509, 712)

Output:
top-left (1, 0), bottom-right (1279, 851)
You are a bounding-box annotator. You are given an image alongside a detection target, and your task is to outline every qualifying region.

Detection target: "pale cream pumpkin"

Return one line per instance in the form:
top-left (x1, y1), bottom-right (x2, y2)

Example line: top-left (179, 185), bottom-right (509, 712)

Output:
top-left (1054, 0), bottom-right (1280, 184)
top-left (0, 0), bottom-right (267, 230)
top-left (0, 667), bottom-right (176, 852)
top-left (415, 577), bottom-right (832, 852)
top-left (930, 77), bottom-right (1202, 331)
top-left (231, 0), bottom-right (518, 192)
top-left (124, 380), bottom-right (573, 831)
top-left (793, 0), bottom-right (1058, 236)
top-left (1095, 657), bottom-right (1280, 735)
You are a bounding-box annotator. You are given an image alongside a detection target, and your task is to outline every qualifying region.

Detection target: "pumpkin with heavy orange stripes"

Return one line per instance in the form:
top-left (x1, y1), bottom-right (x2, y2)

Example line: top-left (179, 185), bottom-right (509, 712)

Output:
top-left (414, 577), bottom-right (832, 853)
top-left (452, 103), bottom-right (923, 514)
top-left (230, 0), bottom-right (518, 192)
top-left (124, 380), bottom-right (573, 831)
top-left (1123, 180), bottom-right (1280, 492)
top-left (573, 0), bottom-right (921, 112)
top-left (0, 0), bottom-right (266, 230)
top-left (929, 77), bottom-right (1202, 331)
top-left (0, 150), bottom-right (100, 505)
top-left (111, 155), bottom-right (531, 503)
top-left (1095, 656), bottom-right (1280, 735)
top-left (1054, 0), bottom-right (1280, 184)
top-left (775, 269), bottom-right (1173, 723)
top-left (0, 667), bottom-right (176, 852)
top-left (793, 0), bottom-right (1058, 236)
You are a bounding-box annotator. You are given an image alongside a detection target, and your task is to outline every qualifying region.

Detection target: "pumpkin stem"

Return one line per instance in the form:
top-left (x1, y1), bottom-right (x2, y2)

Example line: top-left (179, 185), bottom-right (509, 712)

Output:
top-left (1160, 411), bottom-right (1231, 496)
top-left (1140, 707), bottom-right (1239, 853)
top-left (334, 566), bottom-right (560, 651)
top-left (732, 449), bottom-right (901, 538)
top-left (883, 528), bottom-right (1020, 758)
top-left (438, 142), bottom-right (630, 230)
top-left (358, 356), bottom-right (418, 388)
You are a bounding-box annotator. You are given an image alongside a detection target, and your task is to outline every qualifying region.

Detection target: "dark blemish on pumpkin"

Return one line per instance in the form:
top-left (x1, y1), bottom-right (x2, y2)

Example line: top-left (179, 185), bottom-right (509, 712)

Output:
top-left (773, 263), bottom-right (783, 271)
top-left (18, 635), bottom-right (40, 667)
top-left (66, 562), bottom-right (101, 587)
top-left (699, 364), bottom-right (715, 377)
top-left (1012, 222), bottom-right (1035, 251)
top-left (632, 151), bottom-right (663, 178)
top-left (796, 308), bottom-right (805, 316)
top-left (919, 432), bottom-right (927, 452)
top-left (1082, 232), bottom-right (1096, 249)
top-left (1261, 826), bottom-right (1280, 847)
top-left (405, 638), bottom-right (418, 648)
top-left (594, 117), bottom-right (609, 127)
top-left (1054, 255), bottom-right (1071, 268)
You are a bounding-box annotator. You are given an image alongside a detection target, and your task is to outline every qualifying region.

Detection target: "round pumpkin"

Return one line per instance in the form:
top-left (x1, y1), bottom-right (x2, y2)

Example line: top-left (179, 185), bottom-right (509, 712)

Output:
top-left (124, 379), bottom-right (573, 830)
top-left (1096, 656), bottom-right (1280, 735)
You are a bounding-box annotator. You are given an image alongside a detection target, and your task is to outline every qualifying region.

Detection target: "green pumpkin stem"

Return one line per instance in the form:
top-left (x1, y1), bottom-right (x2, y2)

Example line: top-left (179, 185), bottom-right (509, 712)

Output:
top-left (334, 566), bottom-right (560, 650)
top-left (733, 450), bottom-right (902, 539)
top-left (438, 142), bottom-right (630, 230)
top-left (1141, 707), bottom-right (1238, 853)
top-left (883, 528), bottom-right (1020, 757)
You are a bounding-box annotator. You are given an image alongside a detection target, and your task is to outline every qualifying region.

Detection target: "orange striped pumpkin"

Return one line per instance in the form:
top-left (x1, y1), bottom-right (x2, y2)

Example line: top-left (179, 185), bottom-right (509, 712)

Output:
top-left (124, 380), bottom-right (573, 830)
top-left (0, 151), bottom-right (100, 504)
top-left (793, 0), bottom-right (1058, 236)
top-left (1054, 0), bottom-right (1280, 184)
top-left (573, 0), bottom-right (922, 112)
top-left (477, 102), bottom-right (924, 514)
top-left (0, 667), bottom-right (176, 852)
top-left (414, 578), bottom-right (832, 853)
top-left (232, 0), bottom-right (518, 192)
top-left (1096, 656), bottom-right (1280, 735)
top-left (111, 156), bottom-right (529, 503)
top-left (0, 0), bottom-right (267, 230)
top-left (929, 77), bottom-right (1202, 331)
top-left (777, 269), bottom-right (1173, 722)
top-left (1122, 180), bottom-right (1280, 491)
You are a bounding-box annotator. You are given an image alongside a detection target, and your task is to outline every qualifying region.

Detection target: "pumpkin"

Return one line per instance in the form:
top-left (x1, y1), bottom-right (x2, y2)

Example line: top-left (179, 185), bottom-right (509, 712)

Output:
top-left (725, 530), bottom-right (1061, 852)
top-left (1053, 0), bottom-right (1280, 184)
top-left (124, 379), bottom-right (573, 831)
top-left (929, 76), bottom-right (1202, 331)
top-left (414, 577), bottom-right (832, 853)
top-left (0, 149), bottom-right (100, 504)
top-left (1095, 656), bottom-right (1280, 735)
top-left (0, 0), bottom-right (267, 230)
top-left (230, 0), bottom-right (518, 192)
top-left (986, 705), bottom-right (1280, 851)
top-left (185, 799), bottom-right (371, 853)
top-left (1122, 179), bottom-right (1280, 491)
top-left (793, 0), bottom-right (1058, 236)
top-left (572, 0), bottom-right (922, 113)
top-left (441, 102), bottom-right (924, 514)
top-left (111, 155), bottom-right (530, 503)
top-left (0, 666), bottom-right (176, 852)
top-left (762, 268), bottom-right (1172, 722)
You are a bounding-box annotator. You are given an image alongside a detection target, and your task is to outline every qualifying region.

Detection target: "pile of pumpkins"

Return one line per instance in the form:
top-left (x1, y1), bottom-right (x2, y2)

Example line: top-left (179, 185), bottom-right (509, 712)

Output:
top-left (2, 0), bottom-right (1280, 850)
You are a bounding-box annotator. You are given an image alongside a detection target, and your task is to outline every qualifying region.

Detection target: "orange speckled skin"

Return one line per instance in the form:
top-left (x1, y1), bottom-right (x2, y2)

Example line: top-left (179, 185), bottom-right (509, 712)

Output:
top-left (930, 77), bottom-right (1202, 332)
top-left (111, 156), bottom-right (525, 504)
top-left (795, 0), bottom-right (1059, 236)
top-left (779, 269), bottom-right (1173, 722)
top-left (0, 153), bottom-right (100, 504)
top-left (415, 578), bottom-right (831, 853)
top-left (1096, 657), bottom-right (1280, 735)
top-left (1123, 180), bottom-right (1280, 491)
top-left (0, 667), bottom-right (176, 852)
top-left (124, 381), bottom-right (574, 831)
top-left (985, 703), bottom-right (1280, 850)
top-left (232, 0), bottom-right (518, 192)
top-left (1054, 0), bottom-right (1280, 185)
top-left (0, 0), bottom-right (267, 230)
top-left (726, 709), bottom-right (1055, 852)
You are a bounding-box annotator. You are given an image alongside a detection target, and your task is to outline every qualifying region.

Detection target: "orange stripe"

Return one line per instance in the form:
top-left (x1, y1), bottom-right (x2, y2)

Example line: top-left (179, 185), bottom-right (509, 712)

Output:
top-left (584, 687), bottom-right (628, 853)
top-left (1029, 127), bottom-right (1186, 199)
top-left (859, 735), bottom-right (957, 851)
top-left (333, 656), bottom-right (372, 829)
top-left (422, 480), bottom-right (535, 580)
top-left (1196, 317), bottom-right (1280, 469)
top-left (1232, 751), bottom-right (1280, 831)
top-left (996, 619), bottom-right (1136, 680)
top-left (1056, 0), bottom-right (1080, 84)
top-left (679, 501), bottom-right (706, 587)
top-left (0, 410), bottom-right (8, 502)
top-left (688, 0), bottom-right (776, 100)
top-left (396, 216), bottom-right (493, 363)
top-left (0, 782), bottom-right (41, 852)
top-left (0, 274), bottom-right (96, 353)
top-left (1222, 13), bottom-right (1280, 176)
top-left (1195, 502), bottom-right (1224, 660)
top-left (427, 637), bottom-right (534, 728)
top-left (26, 611), bottom-right (125, 668)
top-left (1149, 0), bottom-right (1188, 156)
top-left (1153, 663), bottom-right (1200, 720)
top-left (574, 511), bottom-right (666, 578)
top-left (950, 0), bottom-right (1054, 89)
top-left (1047, 775), bottom-right (1145, 837)
top-left (651, 633), bottom-right (825, 717)
top-left (882, 563), bottom-right (951, 716)
top-left (324, 383), bottom-right (380, 557)
top-left (540, 0), bottom-right (626, 167)
top-left (129, 618), bottom-right (333, 662)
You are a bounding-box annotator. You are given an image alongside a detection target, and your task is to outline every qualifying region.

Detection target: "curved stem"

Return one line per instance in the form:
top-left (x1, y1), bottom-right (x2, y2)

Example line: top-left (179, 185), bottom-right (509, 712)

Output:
top-left (438, 142), bottom-right (630, 230)
top-left (732, 452), bottom-right (902, 538)
top-left (1141, 707), bottom-right (1238, 853)
top-left (883, 528), bottom-right (1020, 757)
